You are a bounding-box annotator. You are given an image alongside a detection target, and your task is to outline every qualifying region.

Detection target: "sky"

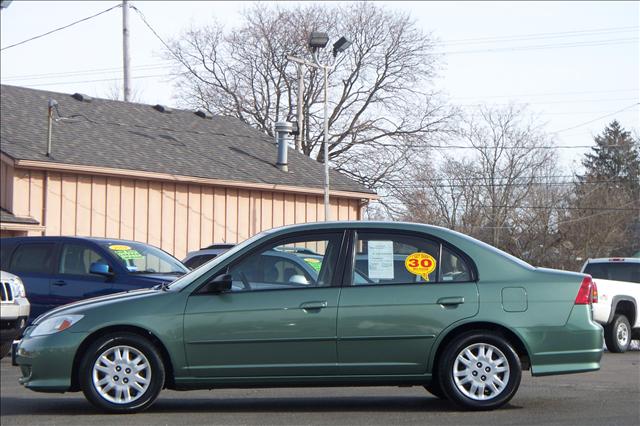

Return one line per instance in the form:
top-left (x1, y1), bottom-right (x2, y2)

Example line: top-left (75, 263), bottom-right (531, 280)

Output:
top-left (1, 1), bottom-right (638, 171)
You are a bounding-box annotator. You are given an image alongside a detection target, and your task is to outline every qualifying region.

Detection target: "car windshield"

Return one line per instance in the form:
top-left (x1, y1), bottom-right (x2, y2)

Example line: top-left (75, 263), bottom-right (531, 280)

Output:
top-left (98, 241), bottom-right (189, 274)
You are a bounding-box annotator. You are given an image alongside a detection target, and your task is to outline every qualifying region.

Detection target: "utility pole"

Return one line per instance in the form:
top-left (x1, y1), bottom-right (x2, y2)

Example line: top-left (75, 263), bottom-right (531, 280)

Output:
top-left (287, 55), bottom-right (318, 153)
top-left (122, 0), bottom-right (131, 102)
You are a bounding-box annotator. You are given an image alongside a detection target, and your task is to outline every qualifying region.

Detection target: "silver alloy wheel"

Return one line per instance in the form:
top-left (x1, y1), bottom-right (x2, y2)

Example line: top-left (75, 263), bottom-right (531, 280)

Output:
top-left (616, 322), bottom-right (629, 347)
top-left (92, 345), bottom-right (151, 404)
top-left (452, 343), bottom-right (510, 401)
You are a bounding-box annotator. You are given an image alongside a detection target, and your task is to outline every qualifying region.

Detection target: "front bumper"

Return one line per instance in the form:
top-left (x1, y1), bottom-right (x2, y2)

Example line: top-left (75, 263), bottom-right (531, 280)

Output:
top-left (14, 329), bottom-right (87, 392)
top-left (1, 315), bottom-right (28, 345)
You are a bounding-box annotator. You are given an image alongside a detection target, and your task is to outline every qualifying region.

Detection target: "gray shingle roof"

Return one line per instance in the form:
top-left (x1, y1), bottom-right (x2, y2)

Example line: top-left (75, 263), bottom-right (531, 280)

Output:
top-left (0, 207), bottom-right (39, 225)
top-left (0, 85), bottom-right (374, 195)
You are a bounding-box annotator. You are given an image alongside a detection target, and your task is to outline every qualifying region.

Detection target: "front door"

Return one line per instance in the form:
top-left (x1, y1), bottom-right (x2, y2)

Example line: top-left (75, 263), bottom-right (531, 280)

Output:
top-left (49, 243), bottom-right (114, 306)
top-left (183, 231), bottom-right (346, 378)
top-left (337, 230), bottom-right (479, 375)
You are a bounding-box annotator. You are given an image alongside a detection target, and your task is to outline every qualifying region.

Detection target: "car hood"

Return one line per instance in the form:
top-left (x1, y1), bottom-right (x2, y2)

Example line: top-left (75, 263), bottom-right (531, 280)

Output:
top-left (32, 288), bottom-right (160, 325)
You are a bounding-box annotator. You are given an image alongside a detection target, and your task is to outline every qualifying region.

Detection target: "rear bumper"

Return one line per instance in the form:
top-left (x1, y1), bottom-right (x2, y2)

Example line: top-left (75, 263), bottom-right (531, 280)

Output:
top-left (520, 305), bottom-right (604, 376)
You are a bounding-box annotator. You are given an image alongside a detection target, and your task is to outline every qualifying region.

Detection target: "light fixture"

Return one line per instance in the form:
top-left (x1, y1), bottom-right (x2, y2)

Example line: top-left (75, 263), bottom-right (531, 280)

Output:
top-left (332, 37), bottom-right (352, 57)
top-left (308, 32), bottom-right (329, 50)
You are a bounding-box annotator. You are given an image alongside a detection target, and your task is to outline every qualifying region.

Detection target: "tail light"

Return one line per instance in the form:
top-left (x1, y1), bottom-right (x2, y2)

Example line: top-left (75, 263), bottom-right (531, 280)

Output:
top-left (575, 276), bottom-right (596, 305)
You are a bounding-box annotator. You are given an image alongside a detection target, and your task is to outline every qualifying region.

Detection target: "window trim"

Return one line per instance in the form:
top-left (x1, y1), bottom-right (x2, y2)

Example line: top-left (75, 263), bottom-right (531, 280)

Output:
top-left (190, 230), bottom-right (349, 295)
top-left (342, 229), bottom-right (478, 287)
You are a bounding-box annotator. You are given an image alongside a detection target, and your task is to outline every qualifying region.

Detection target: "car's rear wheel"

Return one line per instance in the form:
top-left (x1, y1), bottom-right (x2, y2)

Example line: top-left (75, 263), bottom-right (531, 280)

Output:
top-left (438, 331), bottom-right (522, 410)
top-left (79, 333), bottom-right (165, 413)
top-left (604, 314), bottom-right (631, 353)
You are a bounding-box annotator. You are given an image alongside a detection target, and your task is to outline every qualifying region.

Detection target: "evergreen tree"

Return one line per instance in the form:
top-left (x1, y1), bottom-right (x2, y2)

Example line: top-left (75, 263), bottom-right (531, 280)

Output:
top-left (564, 121), bottom-right (640, 265)
top-left (578, 120), bottom-right (640, 190)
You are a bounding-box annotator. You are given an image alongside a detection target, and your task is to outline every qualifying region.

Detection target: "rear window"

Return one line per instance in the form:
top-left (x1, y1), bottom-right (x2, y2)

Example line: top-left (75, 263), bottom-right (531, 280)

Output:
top-left (584, 263), bottom-right (640, 284)
top-left (184, 254), bottom-right (217, 269)
top-left (9, 243), bottom-right (56, 274)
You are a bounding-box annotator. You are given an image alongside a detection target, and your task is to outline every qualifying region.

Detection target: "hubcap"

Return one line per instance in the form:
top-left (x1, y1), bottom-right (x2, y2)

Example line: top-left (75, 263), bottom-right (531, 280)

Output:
top-left (453, 343), bottom-right (510, 401)
top-left (92, 345), bottom-right (151, 404)
top-left (616, 322), bottom-right (629, 346)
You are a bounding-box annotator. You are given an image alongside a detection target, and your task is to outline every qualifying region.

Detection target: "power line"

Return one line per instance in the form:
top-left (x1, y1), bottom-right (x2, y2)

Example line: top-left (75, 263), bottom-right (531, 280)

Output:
top-left (383, 199), bottom-right (639, 212)
top-left (1, 62), bottom-right (171, 82)
top-left (551, 103), bottom-right (640, 133)
top-left (457, 97), bottom-right (638, 107)
top-left (435, 37), bottom-right (638, 55)
top-left (438, 26), bottom-right (639, 46)
top-left (387, 180), bottom-right (631, 189)
top-left (0, 3), bottom-right (122, 52)
top-left (449, 88), bottom-right (639, 100)
top-left (19, 73), bottom-right (172, 87)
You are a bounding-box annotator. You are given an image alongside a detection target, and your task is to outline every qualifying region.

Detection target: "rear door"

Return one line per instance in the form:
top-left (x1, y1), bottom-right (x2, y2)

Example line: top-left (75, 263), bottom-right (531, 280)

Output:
top-left (337, 230), bottom-right (479, 375)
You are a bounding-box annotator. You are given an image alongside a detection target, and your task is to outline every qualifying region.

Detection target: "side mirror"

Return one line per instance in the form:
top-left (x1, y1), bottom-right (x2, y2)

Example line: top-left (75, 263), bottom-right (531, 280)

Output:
top-left (201, 273), bottom-right (233, 294)
top-left (90, 262), bottom-right (114, 277)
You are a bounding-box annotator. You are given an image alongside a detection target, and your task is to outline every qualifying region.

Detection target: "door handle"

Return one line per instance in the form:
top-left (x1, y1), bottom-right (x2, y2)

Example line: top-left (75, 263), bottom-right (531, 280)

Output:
top-left (52, 280), bottom-right (67, 287)
top-left (437, 296), bottom-right (464, 307)
top-left (300, 301), bottom-right (328, 310)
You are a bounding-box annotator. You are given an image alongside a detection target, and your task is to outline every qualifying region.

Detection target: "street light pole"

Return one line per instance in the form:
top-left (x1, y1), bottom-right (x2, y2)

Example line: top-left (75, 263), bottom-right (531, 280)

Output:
top-left (322, 64), bottom-right (330, 221)
top-left (308, 32), bottom-right (351, 221)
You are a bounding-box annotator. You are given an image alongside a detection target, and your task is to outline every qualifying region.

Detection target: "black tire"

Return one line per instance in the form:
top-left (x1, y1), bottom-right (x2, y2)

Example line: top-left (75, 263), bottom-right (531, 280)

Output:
top-left (604, 314), bottom-right (631, 353)
top-left (438, 331), bottom-right (522, 411)
top-left (424, 377), bottom-right (447, 399)
top-left (79, 332), bottom-right (165, 413)
top-left (0, 341), bottom-right (11, 360)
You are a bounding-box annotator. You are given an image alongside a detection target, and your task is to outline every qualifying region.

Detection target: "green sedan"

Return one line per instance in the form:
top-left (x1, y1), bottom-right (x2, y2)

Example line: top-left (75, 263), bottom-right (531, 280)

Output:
top-left (13, 222), bottom-right (603, 413)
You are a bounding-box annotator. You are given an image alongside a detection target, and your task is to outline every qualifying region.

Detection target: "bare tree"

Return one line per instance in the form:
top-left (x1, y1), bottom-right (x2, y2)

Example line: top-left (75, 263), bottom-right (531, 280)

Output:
top-left (165, 2), bottom-right (453, 188)
top-left (102, 81), bottom-right (145, 103)
top-left (396, 105), bottom-right (566, 266)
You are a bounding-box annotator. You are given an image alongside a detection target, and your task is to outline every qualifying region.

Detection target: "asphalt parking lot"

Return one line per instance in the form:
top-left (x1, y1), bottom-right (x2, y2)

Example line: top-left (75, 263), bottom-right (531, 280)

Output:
top-left (1, 351), bottom-right (639, 426)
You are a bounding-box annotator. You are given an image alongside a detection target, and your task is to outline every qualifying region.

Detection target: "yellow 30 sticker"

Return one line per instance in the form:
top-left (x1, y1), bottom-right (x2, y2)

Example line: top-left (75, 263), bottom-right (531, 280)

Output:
top-left (405, 252), bottom-right (437, 282)
top-left (109, 245), bottom-right (131, 251)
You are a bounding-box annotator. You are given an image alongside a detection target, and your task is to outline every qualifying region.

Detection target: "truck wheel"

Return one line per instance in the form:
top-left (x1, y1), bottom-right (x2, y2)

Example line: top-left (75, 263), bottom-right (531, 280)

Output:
top-left (438, 331), bottom-right (522, 410)
top-left (79, 333), bottom-right (165, 413)
top-left (0, 341), bottom-right (11, 359)
top-left (604, 314), bottom-right (631, 353)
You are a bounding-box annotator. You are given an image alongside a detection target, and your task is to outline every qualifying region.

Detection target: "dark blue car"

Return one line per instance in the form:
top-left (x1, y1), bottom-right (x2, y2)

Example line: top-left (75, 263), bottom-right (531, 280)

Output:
top-left (0, 236), bottom-right (189, 323)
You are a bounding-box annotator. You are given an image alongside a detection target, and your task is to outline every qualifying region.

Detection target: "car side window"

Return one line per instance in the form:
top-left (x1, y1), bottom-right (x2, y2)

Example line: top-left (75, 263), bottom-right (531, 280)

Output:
top-left (59, 243), bottom-right (109, 276)
top-left (228, 233), bottom-right (342, 292)
top-left (9, 243), bottom-right (56, 274)
top-left (441, 245), bottom-right (472, 282)
top-left (353, 232), bottom-right (441, 286)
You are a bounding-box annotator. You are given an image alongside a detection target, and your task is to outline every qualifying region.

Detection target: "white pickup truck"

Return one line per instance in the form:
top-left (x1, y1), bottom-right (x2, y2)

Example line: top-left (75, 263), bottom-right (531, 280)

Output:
top-left (581, 257), bottom-right (640, 352)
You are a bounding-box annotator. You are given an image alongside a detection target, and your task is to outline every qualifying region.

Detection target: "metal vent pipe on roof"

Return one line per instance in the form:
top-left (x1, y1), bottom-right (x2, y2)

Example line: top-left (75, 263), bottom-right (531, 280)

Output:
top-left (274, 121), bottom-right (293, 172)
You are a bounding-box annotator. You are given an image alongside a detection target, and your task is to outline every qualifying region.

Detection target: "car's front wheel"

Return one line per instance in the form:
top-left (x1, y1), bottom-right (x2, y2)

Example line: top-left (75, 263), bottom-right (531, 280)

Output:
top-left (79, 332), bottom-right (165, 413)
top-left (604, 314), bottom-right (631, 353)
top-left (438, 331), bottom-right (522, 410)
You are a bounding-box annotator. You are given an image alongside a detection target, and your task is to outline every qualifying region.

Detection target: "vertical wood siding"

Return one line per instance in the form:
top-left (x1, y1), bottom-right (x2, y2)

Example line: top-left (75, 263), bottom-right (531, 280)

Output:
top-left (8, 168), bottom-right (363, 260)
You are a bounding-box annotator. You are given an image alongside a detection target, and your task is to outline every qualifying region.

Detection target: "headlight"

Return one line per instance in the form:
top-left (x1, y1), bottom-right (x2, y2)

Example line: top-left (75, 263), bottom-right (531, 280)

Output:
top-left (30, 315), bottom-right (84, 337)
top-left (9, 276), bottom-right (26, 298)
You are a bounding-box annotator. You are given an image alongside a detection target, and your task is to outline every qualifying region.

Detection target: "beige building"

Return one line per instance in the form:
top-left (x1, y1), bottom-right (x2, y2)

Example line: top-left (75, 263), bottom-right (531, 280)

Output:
top-left (0, 85), bottom-right (376, 259)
